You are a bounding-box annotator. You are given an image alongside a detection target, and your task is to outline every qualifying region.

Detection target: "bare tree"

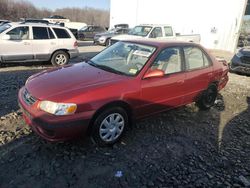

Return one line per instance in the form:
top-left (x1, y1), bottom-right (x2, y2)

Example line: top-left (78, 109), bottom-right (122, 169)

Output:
top-left (0, 0), bottom-right (109, 27)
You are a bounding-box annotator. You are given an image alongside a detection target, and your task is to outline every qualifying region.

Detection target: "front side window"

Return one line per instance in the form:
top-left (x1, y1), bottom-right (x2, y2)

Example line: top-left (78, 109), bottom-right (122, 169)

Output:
top-left (128, 26), bottom-right (152, 37)
top-left (151, 47), bottom-right (182, 74)
top-left (90, 41), bottom-right (156, 76)
top-left (32, 27), bottom-right (49, 40)
top-left (184, 47), bottom-right (211, 70)
top-left (6, 26), bottom-right (29, 40)
top-left (149, 27), bottom-right (163, 38)
top-left (53, 28), bottom-right (70, 38)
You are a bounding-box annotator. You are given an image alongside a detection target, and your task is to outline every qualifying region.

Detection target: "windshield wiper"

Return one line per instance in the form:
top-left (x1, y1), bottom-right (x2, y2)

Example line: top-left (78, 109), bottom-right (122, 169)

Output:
top-left (85, 59), bottom-right (98, 67)
top-left (85, 60), bottom-right (128, 76)
top-left (96, 64), bottom-right (128, 76)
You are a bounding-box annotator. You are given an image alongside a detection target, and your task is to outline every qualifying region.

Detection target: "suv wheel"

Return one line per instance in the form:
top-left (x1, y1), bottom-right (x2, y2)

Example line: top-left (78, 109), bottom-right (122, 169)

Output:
top-left (51, 51), bottom-right (69, 66)
top-left (92, 107), bottom-right (128, 146)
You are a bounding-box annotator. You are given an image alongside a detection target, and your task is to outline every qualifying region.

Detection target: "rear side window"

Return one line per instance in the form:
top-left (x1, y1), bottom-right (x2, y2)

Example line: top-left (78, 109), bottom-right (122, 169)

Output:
top-left (53, 28), bottom-right (70, 38)
top-left (184, 47), bottom-right (211, 70)
top-left (164, 26), bottom-right (173, 36)
top-left (32, 27), bottom-right (49, 39)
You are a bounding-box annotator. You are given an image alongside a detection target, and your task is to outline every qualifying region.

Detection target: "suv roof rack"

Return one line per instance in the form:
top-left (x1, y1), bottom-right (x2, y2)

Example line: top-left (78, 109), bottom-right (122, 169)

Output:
top-left (20, 18), bottom-right (50, 24)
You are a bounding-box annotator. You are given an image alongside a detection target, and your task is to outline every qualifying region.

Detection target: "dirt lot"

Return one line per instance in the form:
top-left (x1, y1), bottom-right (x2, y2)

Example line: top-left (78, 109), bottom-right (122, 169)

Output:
top-left (0, 46), bottom-right (250, 187)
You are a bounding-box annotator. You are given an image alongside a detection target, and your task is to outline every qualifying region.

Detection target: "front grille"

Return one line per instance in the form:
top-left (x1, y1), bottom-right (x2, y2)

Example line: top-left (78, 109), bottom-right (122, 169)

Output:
top-left (23, 89), bottom-right (37, 105)
top-left (240, 56), bottom-right (250, 65)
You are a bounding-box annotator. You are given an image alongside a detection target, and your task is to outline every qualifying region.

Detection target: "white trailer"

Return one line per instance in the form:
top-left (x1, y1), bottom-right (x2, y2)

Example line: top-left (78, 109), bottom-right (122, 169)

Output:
top-left (110, 0), bottom-right (247, 53)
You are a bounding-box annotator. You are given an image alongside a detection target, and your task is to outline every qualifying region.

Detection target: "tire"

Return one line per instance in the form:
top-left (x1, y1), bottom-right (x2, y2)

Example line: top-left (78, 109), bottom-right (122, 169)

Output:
top-left (91, 107), bottom-right (128, 146)
top-left (196, 84), bottom-right (218, 110)
top-left (105, 38), bottom-right (111, 46)
top-left (51, 51), bottom-right (69, 66)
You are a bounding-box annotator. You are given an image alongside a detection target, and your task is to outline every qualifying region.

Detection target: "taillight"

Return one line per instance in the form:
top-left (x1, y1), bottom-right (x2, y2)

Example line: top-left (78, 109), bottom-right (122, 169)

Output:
top-left (74, 41), bottom-right (78, 48)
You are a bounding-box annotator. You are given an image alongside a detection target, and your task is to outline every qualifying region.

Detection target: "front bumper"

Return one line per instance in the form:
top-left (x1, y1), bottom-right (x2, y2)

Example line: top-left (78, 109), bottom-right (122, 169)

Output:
top-left (18, 87), bottom-right (93, 142)
top-left (93, 37), bottom-right (106, 45)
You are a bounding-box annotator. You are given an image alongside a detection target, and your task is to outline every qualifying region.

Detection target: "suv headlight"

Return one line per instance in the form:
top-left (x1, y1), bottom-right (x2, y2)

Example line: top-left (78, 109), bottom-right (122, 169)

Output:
top-left (39, 101), bottom-right (77, 115)
top-left (236, 51), bottom-right (243, 58)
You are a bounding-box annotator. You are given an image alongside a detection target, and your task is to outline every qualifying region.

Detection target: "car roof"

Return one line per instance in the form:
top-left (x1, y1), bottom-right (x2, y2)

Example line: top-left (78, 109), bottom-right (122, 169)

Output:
top-left (123, 38), bottom-right (201, 48)
top-left (8, 22), bottom-right (68, 29)
top-left (136, 24), bottom-right (172, 27)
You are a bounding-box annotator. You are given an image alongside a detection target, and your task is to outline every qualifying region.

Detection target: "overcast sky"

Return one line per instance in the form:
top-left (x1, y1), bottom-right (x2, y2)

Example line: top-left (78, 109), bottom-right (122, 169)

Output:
top-left (26, 0), bottom-right (110, 10)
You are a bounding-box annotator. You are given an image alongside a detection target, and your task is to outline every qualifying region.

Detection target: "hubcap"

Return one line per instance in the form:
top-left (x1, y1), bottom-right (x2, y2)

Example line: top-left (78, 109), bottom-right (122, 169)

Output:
top-left (55, 54), bottom-right (67, 65)
top-left (99, 113), bottom-right (125, 142)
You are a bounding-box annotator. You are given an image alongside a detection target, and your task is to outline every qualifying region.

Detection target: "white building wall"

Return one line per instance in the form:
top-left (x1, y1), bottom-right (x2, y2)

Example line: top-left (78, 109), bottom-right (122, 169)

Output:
top-left (110, 0), bottom-right (247, 53)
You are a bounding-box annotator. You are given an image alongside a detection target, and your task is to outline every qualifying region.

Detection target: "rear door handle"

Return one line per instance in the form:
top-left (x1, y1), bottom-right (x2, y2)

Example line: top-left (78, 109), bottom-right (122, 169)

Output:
top-left (50, 42), bottom-right (56, 45)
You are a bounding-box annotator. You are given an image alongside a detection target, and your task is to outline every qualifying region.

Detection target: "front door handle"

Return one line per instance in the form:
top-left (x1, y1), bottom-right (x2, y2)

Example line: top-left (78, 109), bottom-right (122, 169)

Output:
top-left (50, 42), bottom-right (56, 45)
top-left (24, 42), bottom-right (30, 45)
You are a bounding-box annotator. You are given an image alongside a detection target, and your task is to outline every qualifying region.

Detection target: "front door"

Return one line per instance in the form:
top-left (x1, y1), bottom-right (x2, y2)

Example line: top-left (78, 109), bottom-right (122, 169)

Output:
top-left (1, 26), bottom-right (33, 62)
top-left (138, 47), bottom-right (186, 118)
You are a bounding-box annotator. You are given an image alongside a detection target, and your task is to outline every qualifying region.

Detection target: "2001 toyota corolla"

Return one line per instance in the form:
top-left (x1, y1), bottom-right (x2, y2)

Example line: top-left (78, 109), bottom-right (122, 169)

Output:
top-left (18, 39), bottom-right (229, 146)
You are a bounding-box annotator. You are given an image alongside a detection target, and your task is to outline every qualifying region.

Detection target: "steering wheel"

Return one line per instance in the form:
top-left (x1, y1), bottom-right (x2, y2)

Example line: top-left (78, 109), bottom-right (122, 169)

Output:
top-left (134, 62), bottom-right (144, 70)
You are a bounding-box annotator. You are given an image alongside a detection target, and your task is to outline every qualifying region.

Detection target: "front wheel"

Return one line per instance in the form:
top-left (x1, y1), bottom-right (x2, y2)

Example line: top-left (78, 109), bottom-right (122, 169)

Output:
top-left (91, 107), bottom-right (128, 146)
top-left (51, 51), bottom-right (69, 66)
top-left (105, 38), bottom-right (111, 46)
top-left (196, 84), bottom-right (218, 110)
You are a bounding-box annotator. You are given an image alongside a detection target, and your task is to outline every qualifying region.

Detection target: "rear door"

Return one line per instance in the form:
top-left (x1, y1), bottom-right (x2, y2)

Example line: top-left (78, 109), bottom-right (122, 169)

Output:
top-left (31, 26), bottom-right (57, 61)
top-left (138, 47), bottom-right (186, 117)
top-left (182, 46), bottom-right (213, 104)
top-left (0, 26), bottom-right (33, 61)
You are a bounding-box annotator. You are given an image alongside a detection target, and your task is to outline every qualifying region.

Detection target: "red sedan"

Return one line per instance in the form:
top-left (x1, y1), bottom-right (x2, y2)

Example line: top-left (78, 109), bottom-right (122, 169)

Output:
top-left (18, 40), bottom-right (229, 146)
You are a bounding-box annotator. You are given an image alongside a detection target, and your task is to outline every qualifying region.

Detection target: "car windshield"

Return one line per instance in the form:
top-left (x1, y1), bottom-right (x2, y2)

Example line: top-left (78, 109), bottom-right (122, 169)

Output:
top-left (80, 26), bottom-right (88, 31)
top-left (128, 26), bottom-right (152, 37)
top-left (90, 41), bottom-right (156, 76)
top-left (107, 28), bottom-right (117, 33)
top-left (0, 23), bottom-right (11, 34)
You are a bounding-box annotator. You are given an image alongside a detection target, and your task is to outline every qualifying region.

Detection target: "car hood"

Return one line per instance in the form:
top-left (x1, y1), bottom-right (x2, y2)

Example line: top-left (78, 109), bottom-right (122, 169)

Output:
top-left (25, 62), bottom-right (128, 101)
top-left (240, 48), bottom-right (250, 56)
top-left (111, 34), bottom-right (143, 41)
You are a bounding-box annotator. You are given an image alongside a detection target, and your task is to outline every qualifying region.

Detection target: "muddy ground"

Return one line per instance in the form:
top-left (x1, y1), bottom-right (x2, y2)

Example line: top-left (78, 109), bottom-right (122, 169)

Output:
top-left (0, 48), bottom-right (250, 187)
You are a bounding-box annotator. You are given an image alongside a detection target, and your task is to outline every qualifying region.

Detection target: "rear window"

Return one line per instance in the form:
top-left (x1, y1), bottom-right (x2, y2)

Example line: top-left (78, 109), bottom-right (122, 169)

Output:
top-left (32, 27), bottom-right (49, 39)
top-left (52, 28), bottom-right (70, 38)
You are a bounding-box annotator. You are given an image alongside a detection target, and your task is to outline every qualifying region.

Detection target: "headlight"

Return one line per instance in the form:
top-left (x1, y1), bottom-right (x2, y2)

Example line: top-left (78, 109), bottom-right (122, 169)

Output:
top-left (39, 101), bottom-right (77, 115)
top-left (99, 36), bottom-right (106, 41)
top-left (236, 51), bottom-right (243, 58)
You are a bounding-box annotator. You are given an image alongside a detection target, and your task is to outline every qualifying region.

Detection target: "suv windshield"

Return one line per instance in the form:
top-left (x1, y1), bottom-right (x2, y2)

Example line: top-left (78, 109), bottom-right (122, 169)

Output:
top-left (128, 26), bottom-right (152, 37)
top-left (90, 41), bottom-right (156, 76)
top-left (0, 24), bottom-right (11, 34)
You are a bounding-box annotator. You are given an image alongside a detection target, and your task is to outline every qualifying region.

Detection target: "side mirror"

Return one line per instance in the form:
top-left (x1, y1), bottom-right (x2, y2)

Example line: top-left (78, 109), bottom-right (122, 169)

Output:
top-left (2, 35), bottom-right (10, 40)
top-left (143, 69), bottom-right (164, 79)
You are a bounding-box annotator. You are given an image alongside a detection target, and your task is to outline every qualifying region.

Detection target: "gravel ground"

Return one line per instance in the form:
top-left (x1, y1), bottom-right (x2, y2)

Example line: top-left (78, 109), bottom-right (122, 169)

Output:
top-left (0, 50), bottom-right (250, 187)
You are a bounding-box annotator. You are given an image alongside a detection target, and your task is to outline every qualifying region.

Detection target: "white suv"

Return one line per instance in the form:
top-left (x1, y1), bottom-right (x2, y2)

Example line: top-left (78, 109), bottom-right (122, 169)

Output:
top-left (0, 22), bottom-right (79, 66)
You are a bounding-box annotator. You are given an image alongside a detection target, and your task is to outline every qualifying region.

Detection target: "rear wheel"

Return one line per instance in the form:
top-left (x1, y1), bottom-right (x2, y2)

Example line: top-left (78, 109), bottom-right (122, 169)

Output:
top-left (91, 107), bottom-right (128, 146)
top-left (51, 51), bottom-right (69, 66)
top-left (196, 84), bottom-right (217, 110)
